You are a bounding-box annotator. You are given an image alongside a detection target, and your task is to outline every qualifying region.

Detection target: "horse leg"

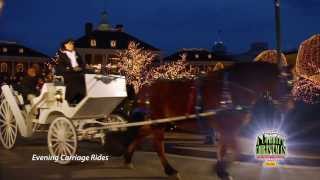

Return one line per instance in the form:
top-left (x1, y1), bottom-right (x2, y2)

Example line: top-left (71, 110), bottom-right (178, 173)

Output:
top-left (153, 128), bottom-right (181, 180)
top-left (123, 126), bottom-right (150, 169)
top-left (215, 134), bottom-right (235, 180)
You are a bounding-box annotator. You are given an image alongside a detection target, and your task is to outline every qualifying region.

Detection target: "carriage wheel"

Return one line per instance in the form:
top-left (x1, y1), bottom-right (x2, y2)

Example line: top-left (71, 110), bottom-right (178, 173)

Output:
top-left (0, 94), bottom-right (18, 149)
top-left (106, 114), bottom-right (127, 131)
top-left (48, 117), bottom-right (77, 165)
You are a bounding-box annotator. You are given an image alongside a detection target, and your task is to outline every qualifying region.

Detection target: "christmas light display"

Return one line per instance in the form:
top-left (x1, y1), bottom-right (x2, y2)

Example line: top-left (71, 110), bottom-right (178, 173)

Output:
top-left (213, 62), bottom-right (225, 71)
top-left (254, 50), bottom-right (288, 66)
top-left (145, 55), bottom-right (195, 83)
top-left (293, 35), bottom-right (320, 104)
top-left (118, 42), bottom-right (156, 93)
top-left (118, 43), bottom-right (195, 93)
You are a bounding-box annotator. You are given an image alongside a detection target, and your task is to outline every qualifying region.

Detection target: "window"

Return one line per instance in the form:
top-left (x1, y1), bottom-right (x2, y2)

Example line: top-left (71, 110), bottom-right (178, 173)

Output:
top-left (208, 54), bottom-right (212, 59)
top-left (93, 54), bottom-right (103, 64)
top-left (16, 63), bottom-right (24, 72)
top-left (3, 47), bottom-right (7, 53)
top-left (90, 39), bottom-right (97, 47)
top-left (85, 54), bottom-right (92, 64)
top-left (110, 40), bottom-right (117, 48)
top-left (0, 63), bottom-right (8, 73)
top-left (195, 54), bottom-right (199, 59)
top-left (19, 48), bottom-right (24, 54)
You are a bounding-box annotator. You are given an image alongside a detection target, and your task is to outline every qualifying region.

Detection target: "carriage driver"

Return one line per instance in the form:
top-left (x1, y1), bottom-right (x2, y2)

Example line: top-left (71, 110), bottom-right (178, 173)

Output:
top-left (54, 39), bottom-right (86, 105)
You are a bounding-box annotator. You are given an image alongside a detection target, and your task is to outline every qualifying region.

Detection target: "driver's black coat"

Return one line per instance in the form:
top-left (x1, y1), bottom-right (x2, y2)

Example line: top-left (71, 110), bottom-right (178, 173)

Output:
top-left (55, 50), bottom-right (86, 104)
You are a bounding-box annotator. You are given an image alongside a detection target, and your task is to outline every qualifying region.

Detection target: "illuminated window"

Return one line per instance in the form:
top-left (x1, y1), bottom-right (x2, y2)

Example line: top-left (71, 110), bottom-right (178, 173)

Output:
top-left (208, 54), bottom-right (212, 59)
top-left (0, 63), bottom-right (8, 72)
top-left (110, 40), bottom-right (117, 48)
top-left (16, 63), bottom-right (24, 72)
top-left (3, 47), bottom-right (7, 53)
top-left (195, 54), bottom-right (199, 59)
top-left (90, 39), bottom-right (97, 47)
top-left (19, 48), bottom-right (24, 54)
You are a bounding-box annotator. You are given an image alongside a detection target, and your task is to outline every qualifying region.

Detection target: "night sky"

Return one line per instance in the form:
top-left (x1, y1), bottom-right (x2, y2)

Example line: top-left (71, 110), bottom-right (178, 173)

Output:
top-left (0, 0), bottom-right (319, 56)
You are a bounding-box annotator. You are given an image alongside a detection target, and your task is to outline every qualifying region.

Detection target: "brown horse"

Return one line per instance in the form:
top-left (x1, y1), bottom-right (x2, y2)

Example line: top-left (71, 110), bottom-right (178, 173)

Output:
top-left (113, 62), bottom-right (293, 179)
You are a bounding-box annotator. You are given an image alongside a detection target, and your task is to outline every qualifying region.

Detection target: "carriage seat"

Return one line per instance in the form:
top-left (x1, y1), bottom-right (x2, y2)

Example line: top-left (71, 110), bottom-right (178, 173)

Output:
top-left (30, 83), bottom-right (66, 109)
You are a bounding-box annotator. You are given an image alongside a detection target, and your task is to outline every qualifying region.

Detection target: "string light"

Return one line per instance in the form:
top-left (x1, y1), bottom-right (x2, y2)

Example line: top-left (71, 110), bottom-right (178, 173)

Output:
top-left (293, 35), bottom-right (320, 104)
top-left (146, 56), bottom-right (195, 83)
top-left (118, 42), bottom-right (156, 93)
top-left (254, 50), bottom-right (288, 66)
top-left (118, 42), bottom-right (195, 93)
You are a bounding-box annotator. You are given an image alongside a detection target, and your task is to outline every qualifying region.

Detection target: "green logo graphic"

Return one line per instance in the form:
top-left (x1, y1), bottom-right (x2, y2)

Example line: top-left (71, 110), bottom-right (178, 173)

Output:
top-left (255, 131), bottom-right (286, 167)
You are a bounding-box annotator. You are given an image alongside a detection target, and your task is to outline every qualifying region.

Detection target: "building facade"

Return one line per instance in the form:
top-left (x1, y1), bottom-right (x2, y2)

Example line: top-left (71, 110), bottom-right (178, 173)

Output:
top-left (164, 48), bottom-right (234, 74)
top-left (0, 41), bottom-right (49, 83)
top-left (74, 11), bottom-right (160, 74)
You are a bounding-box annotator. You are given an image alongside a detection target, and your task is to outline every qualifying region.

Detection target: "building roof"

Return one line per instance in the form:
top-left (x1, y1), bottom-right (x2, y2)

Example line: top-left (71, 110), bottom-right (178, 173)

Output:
top-left (164, 48), bottom-right (234, 62)
top-left (75, 30), bottom-right (159, 51)
top-left (0, 41), bottom-right (49, 58)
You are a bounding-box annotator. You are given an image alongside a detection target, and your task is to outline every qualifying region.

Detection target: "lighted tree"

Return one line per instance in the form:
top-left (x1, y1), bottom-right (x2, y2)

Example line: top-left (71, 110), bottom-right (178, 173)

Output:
top-left (118, 41), bottom-right (156, 93)
top-left (254, 50), bottom-right (288, 66)
top-left (213, 62), bottom-right (225, 71)
top-left (293, 35), bottom-right (320, 104)
top-left (118, 45), bottom-right (195, 93)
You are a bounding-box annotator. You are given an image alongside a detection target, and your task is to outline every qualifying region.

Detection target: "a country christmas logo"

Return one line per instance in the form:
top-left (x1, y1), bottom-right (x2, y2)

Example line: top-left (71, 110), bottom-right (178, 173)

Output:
top-left (255, 131), bottom-right (287, 167)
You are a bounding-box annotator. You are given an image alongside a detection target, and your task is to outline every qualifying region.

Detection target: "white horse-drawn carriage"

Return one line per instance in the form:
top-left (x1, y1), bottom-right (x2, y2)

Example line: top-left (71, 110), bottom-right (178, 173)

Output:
top-left (0, 73), bottom-right (224, 165)
top-left (0, 74), bottom-right (128, 164)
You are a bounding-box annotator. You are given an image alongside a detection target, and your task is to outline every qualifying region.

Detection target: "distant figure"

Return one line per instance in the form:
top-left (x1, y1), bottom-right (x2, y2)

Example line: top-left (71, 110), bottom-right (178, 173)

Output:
top-left (19, 67), bottom-right (40, 104)
top-left (55, 39), bottom-right (86, 105)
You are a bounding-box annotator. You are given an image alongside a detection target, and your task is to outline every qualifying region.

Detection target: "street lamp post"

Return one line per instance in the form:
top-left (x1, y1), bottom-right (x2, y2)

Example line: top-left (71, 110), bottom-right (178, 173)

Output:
top-left (274, 0), bottom-right (282, 69)
top-left (0, 0), bottom-right (4, 14)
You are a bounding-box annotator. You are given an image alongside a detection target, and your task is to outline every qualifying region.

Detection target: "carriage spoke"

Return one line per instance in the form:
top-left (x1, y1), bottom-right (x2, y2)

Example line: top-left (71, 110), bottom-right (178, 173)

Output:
top-left (0, 104), bottom-right (6, 114)
top-left (7, 128), bottom-right (13, 146)
top-left (54, 143), bottom-right (61, 155)
top-left (63, 143), bottom-right (72, 156)
top-left (8, 130), bottom-right (14, 146)
top-left (64, 141), bottom-right (75, 152)
top-left (0, 110), bottom-right (5, 119)
top-left (9, 128), bottom-right (15, 142)
top-left (1, 128), bottom-right (6, 138)
top-left (50, 130), bottom-right (59, 139)
top-left (65, 138), bottom-right (75, 143)
top-left (4, 129), bottom-right (8, 144)
top-left (0, 123), bottom-right (6, 128)
top-left (60, 144), bottom-right (67, 156)
top-left (50, 138), bottom-right (60, 142)
top-left (8, 122), bottom-right (17, 130)
top-left (51, 141), bottom-right (59, 147)
top-left (59, 144), bottom-right (65, 155)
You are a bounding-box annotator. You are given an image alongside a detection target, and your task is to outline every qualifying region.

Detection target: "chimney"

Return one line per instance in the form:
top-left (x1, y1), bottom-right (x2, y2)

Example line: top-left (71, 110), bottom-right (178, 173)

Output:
top-left (85, 22), bottom-right (93, 35)
top-left (115, 24), bottom-right (124, 32)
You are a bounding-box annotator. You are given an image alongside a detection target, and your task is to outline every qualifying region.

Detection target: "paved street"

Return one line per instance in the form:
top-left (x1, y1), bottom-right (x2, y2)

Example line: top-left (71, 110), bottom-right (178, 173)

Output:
top-left (0, 133), bottom-right (320, 180)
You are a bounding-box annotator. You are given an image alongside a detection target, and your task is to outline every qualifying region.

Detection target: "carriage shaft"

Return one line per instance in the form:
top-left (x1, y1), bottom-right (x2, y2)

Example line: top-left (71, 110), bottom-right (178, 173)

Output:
top-left (82, 110), bottom-right (222, 133)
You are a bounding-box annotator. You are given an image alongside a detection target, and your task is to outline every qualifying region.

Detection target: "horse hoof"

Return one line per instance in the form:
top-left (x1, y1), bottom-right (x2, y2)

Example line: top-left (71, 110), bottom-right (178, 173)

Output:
top-left (220, 175), bottom-right (233, 180)
top-left (123, 163), bottom-right (135, 169)
top-left (168, 173), bottom-right (181, 180)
